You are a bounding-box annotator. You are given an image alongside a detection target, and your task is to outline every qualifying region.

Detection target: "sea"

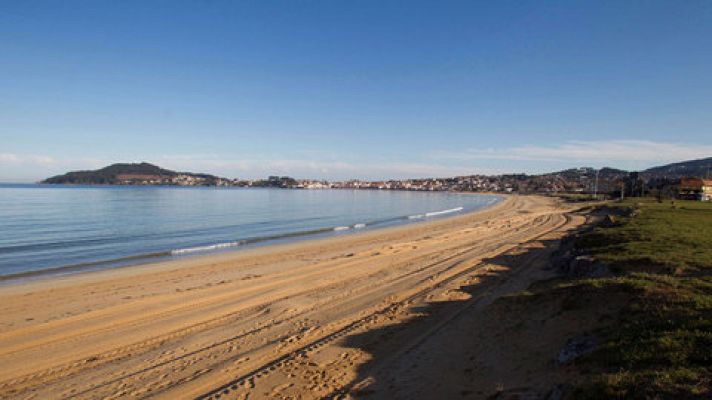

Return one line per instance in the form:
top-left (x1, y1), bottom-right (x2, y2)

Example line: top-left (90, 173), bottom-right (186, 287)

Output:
top-left (0, 184), bottom-right (500, 281)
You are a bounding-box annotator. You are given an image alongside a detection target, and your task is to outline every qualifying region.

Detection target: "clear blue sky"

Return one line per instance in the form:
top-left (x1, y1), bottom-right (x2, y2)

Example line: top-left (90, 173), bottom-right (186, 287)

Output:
top-left (2, 0), bottom-right (712, 181)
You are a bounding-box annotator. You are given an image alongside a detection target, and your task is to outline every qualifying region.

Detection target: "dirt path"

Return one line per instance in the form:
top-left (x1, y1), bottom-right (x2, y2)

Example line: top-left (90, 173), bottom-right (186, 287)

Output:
top-left (0, 195), bottom-right (588, 399)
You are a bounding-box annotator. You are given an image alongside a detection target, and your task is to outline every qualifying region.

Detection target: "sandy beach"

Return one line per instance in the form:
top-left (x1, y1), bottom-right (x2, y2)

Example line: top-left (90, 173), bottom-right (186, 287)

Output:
top-left (0, 195), bottom-right (591, 399)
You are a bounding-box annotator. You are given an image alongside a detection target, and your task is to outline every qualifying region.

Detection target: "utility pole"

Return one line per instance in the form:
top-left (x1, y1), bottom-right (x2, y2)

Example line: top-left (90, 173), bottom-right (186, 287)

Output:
top-left (594, 168), bottom-right (600, 200)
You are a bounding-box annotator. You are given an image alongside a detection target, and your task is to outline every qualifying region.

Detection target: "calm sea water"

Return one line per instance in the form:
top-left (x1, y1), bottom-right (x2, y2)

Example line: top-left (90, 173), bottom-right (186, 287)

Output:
top-left (0, 184), bottom-right (500, 280)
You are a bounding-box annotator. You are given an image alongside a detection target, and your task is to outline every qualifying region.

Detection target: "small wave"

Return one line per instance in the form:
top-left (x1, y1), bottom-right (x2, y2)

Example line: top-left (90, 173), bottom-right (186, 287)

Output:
top-left (171, 241), bottom-right (242, 255)
top-left (425, 207), bottom-right (463, 217)
top-left (333, 226), bottom-right (350, 231)
top-left (408, 214), bottom-right (425, 220)
top-left (353, 223), bottom-right (366, 229)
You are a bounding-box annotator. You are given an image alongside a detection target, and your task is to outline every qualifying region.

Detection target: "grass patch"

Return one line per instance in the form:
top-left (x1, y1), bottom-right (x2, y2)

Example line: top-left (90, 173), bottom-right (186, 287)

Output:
top-left (580, 198), bottom-right (712, 274)
top-left (571, 275), bottom-right (712, 399)
top-left (567, 198), bottom-right (712, 398)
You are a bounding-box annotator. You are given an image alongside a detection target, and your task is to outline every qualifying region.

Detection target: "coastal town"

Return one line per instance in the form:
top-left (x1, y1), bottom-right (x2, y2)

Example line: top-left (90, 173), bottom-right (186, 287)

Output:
top-left (42, 165), bottom-right (617, 193)
top-left (233, 170), bottom-right (707, 200)
top-left (42, 160), bottom-right (712, 200)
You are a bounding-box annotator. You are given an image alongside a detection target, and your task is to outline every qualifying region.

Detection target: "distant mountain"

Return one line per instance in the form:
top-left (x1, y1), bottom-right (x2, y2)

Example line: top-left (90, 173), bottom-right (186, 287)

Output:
top-left (42, 162), bottom-right (225, 185)
top-left (543, 158), bottom-right (712, 181)
top-left (41, 157), bottom-right (712, 188)
top-left (642, 157), bottom-right (712, 179)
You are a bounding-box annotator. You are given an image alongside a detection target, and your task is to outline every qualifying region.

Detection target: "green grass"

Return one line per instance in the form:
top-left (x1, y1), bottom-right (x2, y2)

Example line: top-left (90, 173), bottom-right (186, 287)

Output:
top-left (580, 198), bottom-right (712, 274)
top-left (571, 274), bottom-right (712, 399)
top-left (568, 198), bottom-right (712, 398)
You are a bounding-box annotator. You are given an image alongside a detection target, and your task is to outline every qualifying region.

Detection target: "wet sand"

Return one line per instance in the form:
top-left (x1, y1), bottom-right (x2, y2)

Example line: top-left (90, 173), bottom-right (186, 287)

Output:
top-left (0, 195), bottom-right (589, 399)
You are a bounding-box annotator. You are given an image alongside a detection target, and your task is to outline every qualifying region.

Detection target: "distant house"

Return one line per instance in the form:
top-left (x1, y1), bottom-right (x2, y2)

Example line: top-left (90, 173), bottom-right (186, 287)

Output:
top-left (679, 177), bottom-right (712, 201)
top-left (116, 174), bottom-right (162, 183)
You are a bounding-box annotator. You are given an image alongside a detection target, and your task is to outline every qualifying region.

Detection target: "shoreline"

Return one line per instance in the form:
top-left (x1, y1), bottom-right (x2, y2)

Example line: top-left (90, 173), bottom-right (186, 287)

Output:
top-left (0, 194), bottom-right (505, 287)
top-left (0, 194), bottom-right (587, 399)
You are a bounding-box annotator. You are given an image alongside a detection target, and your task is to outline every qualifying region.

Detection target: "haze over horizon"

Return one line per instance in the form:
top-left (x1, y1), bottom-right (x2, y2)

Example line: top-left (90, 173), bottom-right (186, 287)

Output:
top-left (2, 1), bottom-right (712, 182)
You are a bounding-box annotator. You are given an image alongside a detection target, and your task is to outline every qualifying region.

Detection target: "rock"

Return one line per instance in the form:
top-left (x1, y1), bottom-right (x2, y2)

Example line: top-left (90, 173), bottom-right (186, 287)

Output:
top-left (551, 235), bottom-right (578, 273)
top-left (566, 255), bottom-right (609, 278)
top-left (545, 384), bottom-right (569, 400)
top-left (556, 335), bottom-right (596, 365)
top-left (600, 214), bottom-right (618, 227)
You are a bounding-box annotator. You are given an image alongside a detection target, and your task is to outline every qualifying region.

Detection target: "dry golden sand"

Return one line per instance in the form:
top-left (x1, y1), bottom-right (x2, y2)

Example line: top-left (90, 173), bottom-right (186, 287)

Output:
top-left (0, 195), bottom-right (590, 399)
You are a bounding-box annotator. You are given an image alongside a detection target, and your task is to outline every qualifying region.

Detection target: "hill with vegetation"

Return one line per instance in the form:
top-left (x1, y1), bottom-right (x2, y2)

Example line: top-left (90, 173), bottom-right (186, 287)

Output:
top-left (642, 157), bottom-right (712, 178)
top-left (540, 159), bottom-right (712, 187)
top-left (40, 157), bottom-right (711, 189)
top-left (42, 162), bottom-right (223, 185)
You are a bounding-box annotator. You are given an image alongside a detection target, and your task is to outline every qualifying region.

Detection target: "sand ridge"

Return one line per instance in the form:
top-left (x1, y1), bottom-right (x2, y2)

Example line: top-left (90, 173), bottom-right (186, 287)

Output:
top-left (0, 195), bottom-right (589, 399)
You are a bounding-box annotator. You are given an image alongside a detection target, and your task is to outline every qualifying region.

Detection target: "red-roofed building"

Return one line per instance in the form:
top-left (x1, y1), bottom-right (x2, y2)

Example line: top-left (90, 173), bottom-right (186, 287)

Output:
top-left (679, 177), bottom-right (712, 201)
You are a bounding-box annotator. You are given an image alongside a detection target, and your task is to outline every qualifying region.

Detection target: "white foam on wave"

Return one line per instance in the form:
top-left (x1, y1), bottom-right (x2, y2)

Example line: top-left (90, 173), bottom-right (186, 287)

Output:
top-left (171, 206), bottom-right (466, 257)
top-left (171, 241), bottom-right (242, 255)
top-left (424, 206), bottom-right (464, 217)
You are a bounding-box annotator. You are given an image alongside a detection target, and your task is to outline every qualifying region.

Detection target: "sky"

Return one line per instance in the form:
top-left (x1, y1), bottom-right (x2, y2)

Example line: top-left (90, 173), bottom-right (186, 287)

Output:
top-left (1, 0), bottom-right (712, 182)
